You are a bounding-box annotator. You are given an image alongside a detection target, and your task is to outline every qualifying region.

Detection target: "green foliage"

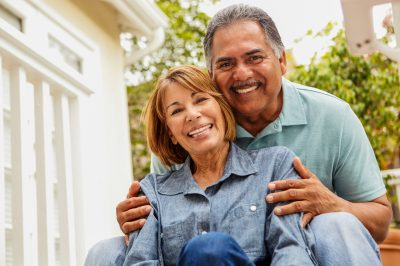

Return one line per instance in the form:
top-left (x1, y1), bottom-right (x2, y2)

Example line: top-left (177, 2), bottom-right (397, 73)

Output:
top-left (128, 0), bottom-right (212, 179)
top-left (289, 26), bottom-right (400, 170)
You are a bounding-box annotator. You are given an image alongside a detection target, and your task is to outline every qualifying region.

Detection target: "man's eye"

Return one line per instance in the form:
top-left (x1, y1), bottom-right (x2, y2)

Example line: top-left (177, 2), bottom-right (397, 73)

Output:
top-left (217, 62), bottom-right (232, 70)
top-left (249, 55), bottom-right (264, 63)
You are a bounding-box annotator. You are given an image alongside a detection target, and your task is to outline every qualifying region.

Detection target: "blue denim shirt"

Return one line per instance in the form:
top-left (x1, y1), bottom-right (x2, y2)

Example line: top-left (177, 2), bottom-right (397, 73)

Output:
top-left (124, 144), bottom-right (316, 266)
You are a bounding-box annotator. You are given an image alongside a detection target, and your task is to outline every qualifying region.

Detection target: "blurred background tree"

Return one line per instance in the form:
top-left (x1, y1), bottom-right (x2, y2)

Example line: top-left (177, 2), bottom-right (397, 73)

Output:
top-left (128, 0), bottom-right (212, 179)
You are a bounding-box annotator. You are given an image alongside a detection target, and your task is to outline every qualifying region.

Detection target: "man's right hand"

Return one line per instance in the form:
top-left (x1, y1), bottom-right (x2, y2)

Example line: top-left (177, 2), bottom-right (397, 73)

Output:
top-left (116, 181), bottom-right (152, 242)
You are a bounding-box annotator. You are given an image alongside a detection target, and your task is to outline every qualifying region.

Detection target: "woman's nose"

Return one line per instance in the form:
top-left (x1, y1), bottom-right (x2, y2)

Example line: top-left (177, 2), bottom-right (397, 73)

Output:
top-left (186, 107), bottom-right (201, 122)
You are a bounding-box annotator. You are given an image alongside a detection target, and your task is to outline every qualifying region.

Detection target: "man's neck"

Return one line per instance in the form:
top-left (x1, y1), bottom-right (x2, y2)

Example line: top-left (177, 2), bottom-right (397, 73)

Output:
top-left (236, 113), bottom-right (278, 136)
top-left (236, 93), bottom-right (283, 137)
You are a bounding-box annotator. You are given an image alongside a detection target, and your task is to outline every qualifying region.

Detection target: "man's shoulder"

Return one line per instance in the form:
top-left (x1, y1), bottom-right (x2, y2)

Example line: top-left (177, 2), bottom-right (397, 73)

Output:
top-left (286, 79), bottom-right (349, 109)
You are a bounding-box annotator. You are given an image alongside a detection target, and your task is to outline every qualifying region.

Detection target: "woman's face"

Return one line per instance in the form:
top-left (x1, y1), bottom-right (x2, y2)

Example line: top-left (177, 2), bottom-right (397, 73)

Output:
top-left (164, 83), bottom-right (227, 157)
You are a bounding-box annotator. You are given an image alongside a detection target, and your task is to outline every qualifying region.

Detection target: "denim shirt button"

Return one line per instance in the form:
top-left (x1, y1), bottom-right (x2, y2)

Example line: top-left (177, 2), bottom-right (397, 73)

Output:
top-left (250, 205), bottom-right (257, 212)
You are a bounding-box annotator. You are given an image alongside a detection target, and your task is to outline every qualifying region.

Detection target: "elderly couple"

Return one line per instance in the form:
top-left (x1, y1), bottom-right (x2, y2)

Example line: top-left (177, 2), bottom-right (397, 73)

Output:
top-left (86, 4), bottom-right (391, 266)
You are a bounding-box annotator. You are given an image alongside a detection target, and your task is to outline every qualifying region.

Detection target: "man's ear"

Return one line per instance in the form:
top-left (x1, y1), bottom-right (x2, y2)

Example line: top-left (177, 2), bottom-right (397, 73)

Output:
top-left (209, 69), bottom-right (220, 90)
top-left (279, 50), bottom-right (287, 75)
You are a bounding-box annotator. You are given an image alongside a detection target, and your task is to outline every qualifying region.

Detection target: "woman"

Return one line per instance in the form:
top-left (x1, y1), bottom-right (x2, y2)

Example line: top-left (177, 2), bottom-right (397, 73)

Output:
top-left (122, 65), bottom-right (316, 266)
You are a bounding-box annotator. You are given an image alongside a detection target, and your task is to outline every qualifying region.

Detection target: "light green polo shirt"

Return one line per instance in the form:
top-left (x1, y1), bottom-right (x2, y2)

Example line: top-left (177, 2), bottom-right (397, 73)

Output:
top-left (150, 78), bottom-right (386, 202)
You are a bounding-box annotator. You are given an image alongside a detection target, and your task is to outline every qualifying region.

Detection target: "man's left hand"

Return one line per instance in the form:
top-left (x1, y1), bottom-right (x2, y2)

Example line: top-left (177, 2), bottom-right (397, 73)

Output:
top-left (266, 156), bottom-right (348, 228)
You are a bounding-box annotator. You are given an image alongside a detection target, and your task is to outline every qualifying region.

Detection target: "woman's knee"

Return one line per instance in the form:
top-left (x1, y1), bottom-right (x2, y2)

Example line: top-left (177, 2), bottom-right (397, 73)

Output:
top-left (183, 232), bottom-right (234, 257)
top-left (85, 236), bottom-right (126, 266)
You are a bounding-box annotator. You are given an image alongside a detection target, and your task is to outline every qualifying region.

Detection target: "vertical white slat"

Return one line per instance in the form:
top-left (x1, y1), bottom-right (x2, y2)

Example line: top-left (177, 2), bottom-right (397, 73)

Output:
top-left (34, 80), bottom-right (55, 266)
top-left (69, 97), bottom-right (85, 265)
top-left (0, 54), bottom-right (6, 266)
top-left (53, 93), bottom-right (76, 266)
top-left (10, 65), bottom-right (30, 266)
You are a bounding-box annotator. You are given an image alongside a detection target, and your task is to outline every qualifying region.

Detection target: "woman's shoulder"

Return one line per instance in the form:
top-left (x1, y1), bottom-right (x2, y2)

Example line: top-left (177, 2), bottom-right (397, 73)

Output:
top-left (246, 146), bottom-right (296, 170)
top-left (140, 171), bottom-right (173, 189)
top-left (245, 145), bottom-right (295, 159)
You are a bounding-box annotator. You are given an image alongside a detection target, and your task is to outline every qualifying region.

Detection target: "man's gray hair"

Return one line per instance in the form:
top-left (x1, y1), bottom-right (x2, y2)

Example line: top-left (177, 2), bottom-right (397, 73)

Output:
top-left (203, 4), bottom-right (285, 69)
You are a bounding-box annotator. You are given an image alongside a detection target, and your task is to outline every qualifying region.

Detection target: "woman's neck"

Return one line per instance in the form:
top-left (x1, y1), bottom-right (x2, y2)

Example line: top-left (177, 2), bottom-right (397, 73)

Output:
top-left (191, 142), bottom-right (230, 190)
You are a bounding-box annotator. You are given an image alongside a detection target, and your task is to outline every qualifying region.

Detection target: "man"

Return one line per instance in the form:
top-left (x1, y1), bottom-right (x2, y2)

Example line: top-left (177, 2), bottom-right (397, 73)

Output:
top-left (87, 4), bottom-right (391, 265)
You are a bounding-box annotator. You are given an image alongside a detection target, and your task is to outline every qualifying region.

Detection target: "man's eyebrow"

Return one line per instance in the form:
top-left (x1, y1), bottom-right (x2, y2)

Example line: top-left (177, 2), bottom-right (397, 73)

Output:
top-left (214, 49), bottom-right (264, 64)
top-left (215, 56), bottom-right (232, 64)
top-left (244, 49), bottom-right (263, 56)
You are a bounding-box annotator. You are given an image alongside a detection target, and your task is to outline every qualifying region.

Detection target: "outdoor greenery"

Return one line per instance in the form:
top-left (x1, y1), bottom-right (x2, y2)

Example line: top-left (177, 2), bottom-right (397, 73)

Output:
top-left (128, 2), bottom-right (400, 179)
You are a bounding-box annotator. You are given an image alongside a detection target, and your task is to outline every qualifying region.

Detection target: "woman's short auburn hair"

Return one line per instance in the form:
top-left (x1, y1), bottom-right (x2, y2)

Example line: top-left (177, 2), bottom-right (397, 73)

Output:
top-left (143, 65), bottom-right (236, 166)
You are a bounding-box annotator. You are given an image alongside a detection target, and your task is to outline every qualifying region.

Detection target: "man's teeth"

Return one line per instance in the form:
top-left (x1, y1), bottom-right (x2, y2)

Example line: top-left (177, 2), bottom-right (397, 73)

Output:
top-left (236, 85), bottom-right (258, 94)
top-left (189, 125), bottom-right (211, 137)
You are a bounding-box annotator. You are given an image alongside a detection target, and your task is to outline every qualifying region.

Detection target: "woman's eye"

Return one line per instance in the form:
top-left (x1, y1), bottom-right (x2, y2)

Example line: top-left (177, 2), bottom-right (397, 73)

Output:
top-left (195, 97), bottom-right (208, 104)
top-left (171, 108), bottom-right (182, 115)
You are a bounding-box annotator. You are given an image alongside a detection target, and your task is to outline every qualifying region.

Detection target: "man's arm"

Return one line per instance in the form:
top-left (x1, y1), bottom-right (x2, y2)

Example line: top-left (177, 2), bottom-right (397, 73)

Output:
top-left (116, 181), bottom-right (151, 240)
top-left (116, 154), bottom-right (178, 238)
top-left (267, 157), bottom-right (392, 243)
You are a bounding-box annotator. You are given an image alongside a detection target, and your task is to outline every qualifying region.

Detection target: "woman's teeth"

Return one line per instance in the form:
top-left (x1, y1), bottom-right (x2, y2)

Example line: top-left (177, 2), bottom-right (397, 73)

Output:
top-left (188, 125), bottom-right (212, 137)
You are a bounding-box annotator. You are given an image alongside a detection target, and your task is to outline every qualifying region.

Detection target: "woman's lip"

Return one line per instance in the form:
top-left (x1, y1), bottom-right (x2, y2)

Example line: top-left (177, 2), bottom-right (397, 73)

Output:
top-left (187, 124), bottom-right (213, 137)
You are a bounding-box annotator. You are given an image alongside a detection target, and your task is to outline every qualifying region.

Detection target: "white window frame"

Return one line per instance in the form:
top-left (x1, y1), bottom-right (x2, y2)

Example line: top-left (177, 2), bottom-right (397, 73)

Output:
top-left (0, 0), bottom-right (99, 95)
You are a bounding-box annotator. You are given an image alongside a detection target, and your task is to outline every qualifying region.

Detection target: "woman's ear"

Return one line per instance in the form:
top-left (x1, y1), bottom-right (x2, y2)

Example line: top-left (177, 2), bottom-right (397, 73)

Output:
top-left (169, 130), bottom-right (178, 145)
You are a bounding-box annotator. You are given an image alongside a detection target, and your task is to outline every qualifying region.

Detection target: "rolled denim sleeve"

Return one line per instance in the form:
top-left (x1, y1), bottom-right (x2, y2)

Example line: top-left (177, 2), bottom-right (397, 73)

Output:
top-left (266, 148), bottom-right (316, 266)
top-left (123, 176), bottom-right (162, 266)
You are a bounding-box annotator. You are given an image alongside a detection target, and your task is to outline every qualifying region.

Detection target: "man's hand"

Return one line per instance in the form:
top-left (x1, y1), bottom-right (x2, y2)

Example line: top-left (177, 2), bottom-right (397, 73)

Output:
top-left (266, 157), bottom-right (348, 228)
top-left (116, 181), bottom-right (152, 244)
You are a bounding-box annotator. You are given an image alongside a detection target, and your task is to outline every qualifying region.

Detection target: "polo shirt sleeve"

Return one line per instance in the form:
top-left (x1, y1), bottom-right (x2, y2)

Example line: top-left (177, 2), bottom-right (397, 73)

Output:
top-left (150, 153), bottom-right (172, 174)
top-left (124, 175), bottom-right (162, 265)
top-left (150, 153), bottom-right (184, 174)
top-left (333, 104), bottom-right (386, 202)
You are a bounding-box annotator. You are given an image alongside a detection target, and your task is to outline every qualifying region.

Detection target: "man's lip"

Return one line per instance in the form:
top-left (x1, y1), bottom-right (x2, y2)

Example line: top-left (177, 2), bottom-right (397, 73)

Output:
top-left (230, 80), bottom-right (263, 94)
top-left (235, 85), bottom-right (258, 94)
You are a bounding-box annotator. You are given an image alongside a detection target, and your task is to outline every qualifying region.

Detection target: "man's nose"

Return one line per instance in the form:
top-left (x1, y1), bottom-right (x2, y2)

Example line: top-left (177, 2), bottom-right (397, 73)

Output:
top-left (233, 63), bottom-right (253, 81)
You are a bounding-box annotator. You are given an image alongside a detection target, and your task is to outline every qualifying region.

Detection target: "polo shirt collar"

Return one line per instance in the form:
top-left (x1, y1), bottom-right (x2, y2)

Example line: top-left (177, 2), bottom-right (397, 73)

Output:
top-left (157, 143), bottom-right (257, 195)
top-left (280, 78), bottom-right (307, 126)
top-left (236, 78), bottom-right (307, 138)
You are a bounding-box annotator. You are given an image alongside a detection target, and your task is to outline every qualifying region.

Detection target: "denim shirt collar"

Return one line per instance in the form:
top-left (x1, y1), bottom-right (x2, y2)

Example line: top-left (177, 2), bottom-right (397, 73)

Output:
top-left (157, 143), bottom-right (258, 195)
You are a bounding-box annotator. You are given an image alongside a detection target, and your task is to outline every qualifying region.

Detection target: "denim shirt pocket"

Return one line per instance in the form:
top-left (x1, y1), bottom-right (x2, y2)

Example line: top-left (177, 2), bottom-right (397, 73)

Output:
top-left (161, 222), bottom-right (186, 265)
top-left (229, 203), bottom-right (267, 258)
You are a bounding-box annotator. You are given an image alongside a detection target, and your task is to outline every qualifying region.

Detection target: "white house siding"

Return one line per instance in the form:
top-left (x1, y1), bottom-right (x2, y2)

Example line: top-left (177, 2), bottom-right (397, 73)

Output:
top-left (43, 0), bottom-right (134, 253)
top-left (0, 0), bottom-right (146, 265)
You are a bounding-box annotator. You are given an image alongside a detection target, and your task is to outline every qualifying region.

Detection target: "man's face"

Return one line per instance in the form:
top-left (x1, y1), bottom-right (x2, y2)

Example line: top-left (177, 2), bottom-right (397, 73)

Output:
top-left (209, 21), bottom-right (287, 120)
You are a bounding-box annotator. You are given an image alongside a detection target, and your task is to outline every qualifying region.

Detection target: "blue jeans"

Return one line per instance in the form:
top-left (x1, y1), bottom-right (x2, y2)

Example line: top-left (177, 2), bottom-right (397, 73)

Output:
top-left (84, 212), bottom-right (381, 266)
top-left (178, 232), bottom-right (255, 266)
top-left (308, 212), bottom-right (381, 265)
